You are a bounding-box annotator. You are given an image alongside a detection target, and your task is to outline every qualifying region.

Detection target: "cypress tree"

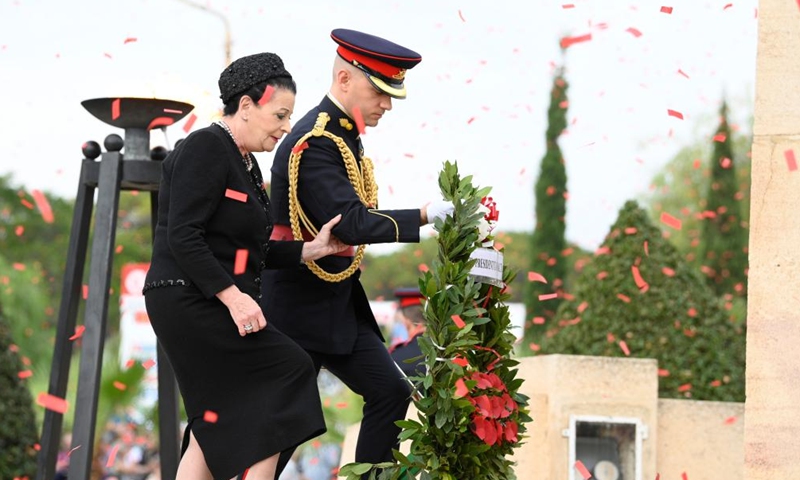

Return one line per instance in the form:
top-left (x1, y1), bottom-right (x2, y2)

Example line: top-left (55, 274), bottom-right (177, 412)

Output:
top-left (540, 200), bottom-right (745, 402)
top-left (524, 68), bottom-right (569, 349)
top-left (0, 303), bottom-right (39, 478)
top-left (700, 101), bottom-right (748, 298)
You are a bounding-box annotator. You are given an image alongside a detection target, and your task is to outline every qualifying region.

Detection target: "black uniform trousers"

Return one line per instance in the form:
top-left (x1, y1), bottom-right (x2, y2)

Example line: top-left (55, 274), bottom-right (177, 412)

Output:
top-left (275, 318), bottom-right (412, 477)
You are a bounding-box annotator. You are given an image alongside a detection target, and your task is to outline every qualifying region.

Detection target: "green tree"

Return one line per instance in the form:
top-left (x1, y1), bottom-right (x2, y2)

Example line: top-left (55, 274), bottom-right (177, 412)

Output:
top-left (524, 67), bottom-right (569, 349)
top-left (0, 303), bottom-right (39, 479)
top-left (699, 101), bottom-right (748, 298)
top-left (541, 200), bottom-right (745, 402)
top-left (646, 110), bottom-right (751, 273)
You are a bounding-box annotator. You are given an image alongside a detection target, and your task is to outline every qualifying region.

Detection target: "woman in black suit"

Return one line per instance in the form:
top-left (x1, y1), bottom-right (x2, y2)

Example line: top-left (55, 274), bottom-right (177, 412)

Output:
top-left (143, 52), bottom-right (345, 480)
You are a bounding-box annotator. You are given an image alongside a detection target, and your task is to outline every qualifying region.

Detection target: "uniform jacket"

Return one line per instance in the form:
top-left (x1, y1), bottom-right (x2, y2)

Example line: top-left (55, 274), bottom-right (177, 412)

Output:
top-left (145, 125), bottom-right (303, 300)
top-left (262, 95), bottom-right (421, 354)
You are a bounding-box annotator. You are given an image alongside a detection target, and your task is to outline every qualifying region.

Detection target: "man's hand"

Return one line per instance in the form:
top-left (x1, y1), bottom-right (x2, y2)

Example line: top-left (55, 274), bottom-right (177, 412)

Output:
top-left (421, 200), bottom-right (454, 225)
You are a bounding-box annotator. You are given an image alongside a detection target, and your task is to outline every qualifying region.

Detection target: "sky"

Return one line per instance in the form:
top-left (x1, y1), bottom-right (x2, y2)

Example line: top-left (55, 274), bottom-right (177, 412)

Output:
top-left (0, 0), bottom-right (759, 254)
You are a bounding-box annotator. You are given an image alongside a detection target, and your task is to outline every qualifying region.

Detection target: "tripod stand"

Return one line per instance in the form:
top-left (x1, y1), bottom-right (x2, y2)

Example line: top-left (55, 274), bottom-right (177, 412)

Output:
top-left (36, 97), bottom-right (193, 480)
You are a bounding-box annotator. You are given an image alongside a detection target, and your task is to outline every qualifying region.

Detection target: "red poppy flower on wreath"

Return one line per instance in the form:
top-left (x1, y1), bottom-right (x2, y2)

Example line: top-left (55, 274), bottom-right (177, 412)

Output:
top-left (463, 371), bottom-right (520, 446)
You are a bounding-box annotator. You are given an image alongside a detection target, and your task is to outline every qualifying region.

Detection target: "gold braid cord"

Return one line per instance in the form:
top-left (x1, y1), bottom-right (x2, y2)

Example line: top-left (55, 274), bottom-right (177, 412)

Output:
top-left (287, 112), bottom-right (379, 282)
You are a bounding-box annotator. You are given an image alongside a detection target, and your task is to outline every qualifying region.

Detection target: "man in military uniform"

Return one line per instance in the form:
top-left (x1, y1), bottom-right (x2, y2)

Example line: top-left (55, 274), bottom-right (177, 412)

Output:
top-left (262, 28), bottom-right (453, 474)
top-left (389, 288), bottom-right (427, 378)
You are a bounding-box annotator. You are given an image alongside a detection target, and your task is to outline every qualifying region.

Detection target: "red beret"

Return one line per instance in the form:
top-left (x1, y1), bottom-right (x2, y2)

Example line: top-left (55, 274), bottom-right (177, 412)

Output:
top-left (395, 287), bottom-right (425, 307)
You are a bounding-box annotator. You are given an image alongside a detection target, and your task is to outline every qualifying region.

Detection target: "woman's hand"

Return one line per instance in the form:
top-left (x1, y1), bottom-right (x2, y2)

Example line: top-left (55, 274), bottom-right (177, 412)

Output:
top-left (216, 285), bottom-right (267, 336)
top-left (301, 214), bottom-right (349, 262)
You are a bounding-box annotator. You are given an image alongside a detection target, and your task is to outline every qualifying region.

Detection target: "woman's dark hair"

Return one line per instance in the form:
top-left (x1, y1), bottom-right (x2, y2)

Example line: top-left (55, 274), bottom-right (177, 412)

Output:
top-left (223, 76), bottom-right (297, 115)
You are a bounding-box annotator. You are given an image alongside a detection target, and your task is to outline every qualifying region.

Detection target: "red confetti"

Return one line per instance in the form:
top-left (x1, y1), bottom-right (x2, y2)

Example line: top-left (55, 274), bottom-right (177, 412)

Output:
top-left (69, 325), bottom-right (86, 341)
top-left (123, 37), bottom-right (138, 44)
top-left (82, 285), bottom-right (89, 300)
top-left (713, 133), bottom-right (727, 142)
top-left (724, 416), bottom-right (737, 425)
top-left (626, 27), bottom-right (642, 38)
top-left (13, 262), bottom-right (25, 271)
top-left (678, 383), bottom-right (692, 392)
top-left (335, 402), bottom-right (348, 409)
top-left (710, 379), bottom-right (722, 387)
top-left (233, 249), bottom-right (248, 275)
top-left (106, 444), bottom-right (119, 467)
top-left (575, 460), bottom-right (592, 479)
top-left (203, 410), bottom-right (218, 423)
top-left (527, 271), bottom-right (547, 283)
top-left (532, 317), bottom-right (546, 325)
top-left (111, 98), bottom-right (121, 120)
top-left (31, 190), bottom-right (54, 223)
top-left (631, 265), bottom-right (648, 290)
top-left (467, 116), bottom-right (476, 125)
top-left (662, 267), bottom-right (676, 277)
top-left (660, 6), bottom-right (673, 13)
top-left (538, 293), bottom-right (558, 301)
top-left (658, 369), bottom-right (670, 377)
top-left (562, 3), bottom-right (575, 8)
top-left (643, 240), bottom-right (649, 256)
top-left (18, 370), bottom-right (33, 379)
top-left (617, 293), bottom-right (631, 303)
top-left (667, 109), bottom-right (684, 120)
top-left (351, 106), bottom-right (366, 134)
top-left (452, 356), bottom-right (469, 367)
top-left (682, 473), bottom-right (689, 480)
top-left (258, 85), bottom-right (275, 106)
top-left (458, 9), bottom-right (466, 21)
top-left (291, 142), bottom-right (309, 154)
top-left (455, 378), bottom-right (469, 397)
top-left (147, 117), bottom-right (175, 130)
top-left (112, 381), bottom-right (127, 391)
top-left (723, 3), bottom-right (733, 9)
top-left (451, 314), bottom-right (466, 329)
top-left (619, 340), bottom-right (630, 356)
top-left (577, 301), bottom-right (589, 313)
top-left (15, 225), bottom-right (24, 236)
top-left (785, 149), bottom-right (797, 171)
top-left (660, 212), bottom-right (682, 230)
top-left (20, 198), bottom-right (34, 209)
top-left (36, 393), bottom-right (69, 414)
top-left (560, 33), bottom-right (592, 49)
top-left (182, 113), bottom-right (197, 133)
top-left (142, 359), bottom-right (156, 370)
top-left (225, 189), bottom-right (248, 203)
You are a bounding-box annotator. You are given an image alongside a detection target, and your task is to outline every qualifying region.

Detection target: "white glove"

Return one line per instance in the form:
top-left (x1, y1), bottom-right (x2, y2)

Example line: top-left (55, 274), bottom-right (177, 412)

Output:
top-left (425, 200), bottom-right (454, 225)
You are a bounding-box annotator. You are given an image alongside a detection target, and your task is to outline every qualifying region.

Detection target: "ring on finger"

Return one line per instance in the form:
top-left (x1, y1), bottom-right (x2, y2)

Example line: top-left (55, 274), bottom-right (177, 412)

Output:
top-left (243, 323), bottom-right (253, 332)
